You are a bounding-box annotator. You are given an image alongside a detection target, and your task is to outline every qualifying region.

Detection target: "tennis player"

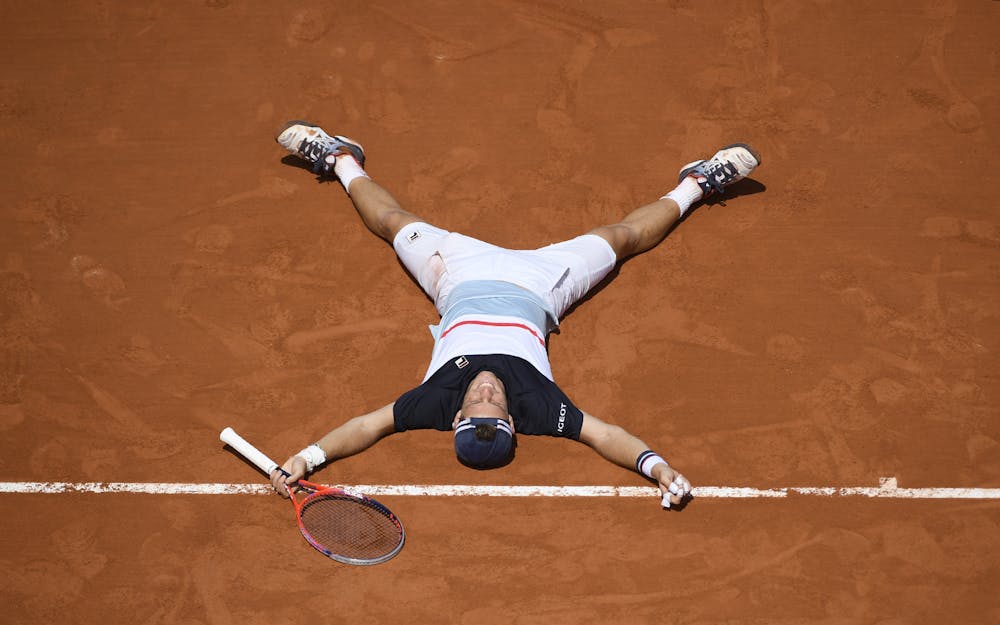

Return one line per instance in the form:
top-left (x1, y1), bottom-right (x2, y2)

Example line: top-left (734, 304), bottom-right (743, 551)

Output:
top-left (269, 121), bottom-right (760, 508)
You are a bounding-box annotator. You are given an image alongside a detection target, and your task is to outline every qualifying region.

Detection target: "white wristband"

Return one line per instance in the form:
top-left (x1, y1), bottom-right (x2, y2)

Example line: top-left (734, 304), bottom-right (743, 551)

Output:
top-left (295, 444), bottom-right (327, 473)
top-left (636, 450), bottom-right (668, 479)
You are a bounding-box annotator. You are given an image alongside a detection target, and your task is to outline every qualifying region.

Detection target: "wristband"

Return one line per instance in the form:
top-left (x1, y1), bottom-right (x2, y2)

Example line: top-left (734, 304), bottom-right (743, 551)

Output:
top-left (636, 449), bottom-right (667, 479)
top-left (295, 443), bottom-right (327, 473)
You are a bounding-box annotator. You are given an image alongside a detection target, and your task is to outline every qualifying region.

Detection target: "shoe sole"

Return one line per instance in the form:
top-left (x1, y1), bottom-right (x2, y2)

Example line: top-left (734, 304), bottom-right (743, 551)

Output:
top-left (722, 142), bottom-right (761, 168)
top-left (274, 119), bottom-right (316, 141)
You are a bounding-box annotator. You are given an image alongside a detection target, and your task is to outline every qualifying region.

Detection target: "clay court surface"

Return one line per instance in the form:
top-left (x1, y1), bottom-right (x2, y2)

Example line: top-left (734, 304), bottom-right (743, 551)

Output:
top-left (1, 1), bottom-right (998, 623)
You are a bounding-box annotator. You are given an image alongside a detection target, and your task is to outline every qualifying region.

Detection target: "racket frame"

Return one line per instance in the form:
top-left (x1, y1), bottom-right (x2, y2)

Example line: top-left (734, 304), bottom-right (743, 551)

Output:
top-left (285, 480), bottom-right (405, 566)
top-left (220, 427), bottom-right (405, 565)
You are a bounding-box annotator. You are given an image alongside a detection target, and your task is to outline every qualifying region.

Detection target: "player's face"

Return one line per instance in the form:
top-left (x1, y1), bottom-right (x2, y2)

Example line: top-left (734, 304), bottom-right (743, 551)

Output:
top-left (457, 370), bottom-right (510, 421)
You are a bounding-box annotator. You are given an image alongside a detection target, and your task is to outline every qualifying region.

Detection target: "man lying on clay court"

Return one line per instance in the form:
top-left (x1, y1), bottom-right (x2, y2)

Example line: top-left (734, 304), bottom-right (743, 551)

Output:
top-left (269, 120), bottom-right (760, 508)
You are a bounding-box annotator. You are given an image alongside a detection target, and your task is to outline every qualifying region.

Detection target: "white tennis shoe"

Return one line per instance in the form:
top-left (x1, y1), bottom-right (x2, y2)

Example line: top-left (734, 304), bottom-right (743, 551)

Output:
top-left (275, 120), bottom-right (365, 176)
top-left (678, 143), bottom-right (760, 198)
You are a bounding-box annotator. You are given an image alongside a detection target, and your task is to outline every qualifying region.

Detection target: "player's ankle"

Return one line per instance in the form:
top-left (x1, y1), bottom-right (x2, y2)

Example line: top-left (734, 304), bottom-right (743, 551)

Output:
top-left (333, 154), bottom-right (370, 194)
top-left (661, 176), bottom-right (704, 216)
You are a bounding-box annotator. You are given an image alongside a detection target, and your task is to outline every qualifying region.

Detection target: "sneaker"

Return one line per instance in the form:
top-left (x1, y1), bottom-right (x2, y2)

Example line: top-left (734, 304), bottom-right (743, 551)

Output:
top-left (274, 120), bottom-right (365, 176)
top-left (678, 143), bottom-right (760, 199)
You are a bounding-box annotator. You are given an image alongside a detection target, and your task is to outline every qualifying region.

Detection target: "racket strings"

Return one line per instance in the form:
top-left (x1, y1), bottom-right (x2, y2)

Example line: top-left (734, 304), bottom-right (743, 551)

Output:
top-left (299, 493), bottom-right (402, 561)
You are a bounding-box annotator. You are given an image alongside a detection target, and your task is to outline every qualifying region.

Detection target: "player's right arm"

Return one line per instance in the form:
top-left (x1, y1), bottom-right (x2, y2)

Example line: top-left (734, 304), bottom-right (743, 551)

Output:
top-left (578, 411), bottom-right (691, 508)
top-left (270, 402), bottom-right (397, 495)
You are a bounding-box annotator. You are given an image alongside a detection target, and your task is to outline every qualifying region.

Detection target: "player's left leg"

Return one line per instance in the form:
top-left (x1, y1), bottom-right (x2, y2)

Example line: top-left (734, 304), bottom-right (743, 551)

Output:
top-left (589, 143), bottom-right (761, 260)
top-left (275, 121), bottom-right (422, 242)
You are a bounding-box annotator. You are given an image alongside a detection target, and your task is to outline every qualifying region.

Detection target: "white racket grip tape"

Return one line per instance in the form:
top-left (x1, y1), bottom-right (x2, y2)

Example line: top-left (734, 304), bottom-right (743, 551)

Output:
top-left (220, 427), bottom-right (280, 476)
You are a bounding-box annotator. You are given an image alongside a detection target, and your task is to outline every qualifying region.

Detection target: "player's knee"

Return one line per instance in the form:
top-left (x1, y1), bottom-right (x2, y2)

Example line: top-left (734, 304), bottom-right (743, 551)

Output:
top-left (378, 210), bottom-right (419, 241)
top-left (589, 224), bottom-right (639, 259)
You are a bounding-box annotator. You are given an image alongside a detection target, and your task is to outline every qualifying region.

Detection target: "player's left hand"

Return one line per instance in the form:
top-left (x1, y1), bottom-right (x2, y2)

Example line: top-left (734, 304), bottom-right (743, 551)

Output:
top-left (650, 462), bottom-right (691, 509)
top-left (269, 455), bottom-right (308, 498)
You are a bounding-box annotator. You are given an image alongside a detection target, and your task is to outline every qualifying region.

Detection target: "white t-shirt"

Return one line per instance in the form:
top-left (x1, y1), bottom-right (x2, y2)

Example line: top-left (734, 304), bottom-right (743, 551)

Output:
top-left (423, 280), bottom-right (556, 381)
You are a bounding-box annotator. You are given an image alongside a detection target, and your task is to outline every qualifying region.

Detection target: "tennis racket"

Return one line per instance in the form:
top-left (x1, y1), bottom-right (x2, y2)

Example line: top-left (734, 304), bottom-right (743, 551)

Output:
top-left (219, 426), bottom-right (405, 565)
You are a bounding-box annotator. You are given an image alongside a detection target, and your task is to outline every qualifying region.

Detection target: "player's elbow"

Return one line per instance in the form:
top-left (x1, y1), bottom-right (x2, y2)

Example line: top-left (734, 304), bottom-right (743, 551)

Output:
top-left (355, 412), bottom-right (396, 441)
top-left (581, 420), bottom-right (624, 451)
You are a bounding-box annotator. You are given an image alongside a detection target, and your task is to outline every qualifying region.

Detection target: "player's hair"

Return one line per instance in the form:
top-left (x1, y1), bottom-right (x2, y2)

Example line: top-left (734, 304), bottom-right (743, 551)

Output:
top-left (474, 423), bottom-right (498, 441)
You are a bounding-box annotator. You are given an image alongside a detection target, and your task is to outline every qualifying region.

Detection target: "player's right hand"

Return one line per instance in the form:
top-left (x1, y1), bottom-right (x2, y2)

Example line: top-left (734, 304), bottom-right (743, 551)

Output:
top-left (269, 456), bottom-right (308, 497)
top-left (651, 462), bottom-right (692, 509)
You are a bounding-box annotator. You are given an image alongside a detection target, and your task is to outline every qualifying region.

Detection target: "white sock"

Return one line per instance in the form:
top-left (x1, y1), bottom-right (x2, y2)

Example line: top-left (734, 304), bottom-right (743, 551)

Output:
top-left (329, 154), bottom-right (369, 194)
top-left (661, 176), bottom-right (704, 217)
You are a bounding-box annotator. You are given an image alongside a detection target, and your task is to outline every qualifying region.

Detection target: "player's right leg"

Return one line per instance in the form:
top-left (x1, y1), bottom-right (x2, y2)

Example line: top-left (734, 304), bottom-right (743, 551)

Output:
top-left (588, 143), bottom-right (761, 260)
top-left (275, 121), bottom-right (421, 243)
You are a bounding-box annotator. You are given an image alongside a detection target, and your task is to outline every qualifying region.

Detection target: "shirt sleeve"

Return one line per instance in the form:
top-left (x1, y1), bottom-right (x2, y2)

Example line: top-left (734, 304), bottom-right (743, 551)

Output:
top-left (511, 380), bottom-right (584, 439)
top-left (393, 383), bottom-right (456, 432)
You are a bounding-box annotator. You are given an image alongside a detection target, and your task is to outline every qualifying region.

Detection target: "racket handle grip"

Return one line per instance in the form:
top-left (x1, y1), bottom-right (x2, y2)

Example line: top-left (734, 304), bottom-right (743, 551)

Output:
top-left (220, 427), bottom-right (280, 476)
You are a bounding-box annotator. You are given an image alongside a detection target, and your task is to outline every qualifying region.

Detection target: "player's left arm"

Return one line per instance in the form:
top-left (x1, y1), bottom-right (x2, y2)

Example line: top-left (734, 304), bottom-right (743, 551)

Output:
top-left (270, 403), bottom-right (397, 496)
top-left (577, 411), bottom-right (691, 508)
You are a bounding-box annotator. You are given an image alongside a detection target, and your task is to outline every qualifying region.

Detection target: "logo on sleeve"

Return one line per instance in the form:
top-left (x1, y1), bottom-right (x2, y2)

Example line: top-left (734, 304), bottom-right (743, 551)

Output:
top-left (557, 402), bottom-right (566, 433)
top-left (454, 356), bottom-right (469, 369)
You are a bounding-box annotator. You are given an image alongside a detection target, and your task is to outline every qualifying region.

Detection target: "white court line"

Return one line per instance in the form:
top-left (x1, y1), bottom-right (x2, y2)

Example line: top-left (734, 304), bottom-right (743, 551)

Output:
top-left (1, 477), bottom-right (999, 499)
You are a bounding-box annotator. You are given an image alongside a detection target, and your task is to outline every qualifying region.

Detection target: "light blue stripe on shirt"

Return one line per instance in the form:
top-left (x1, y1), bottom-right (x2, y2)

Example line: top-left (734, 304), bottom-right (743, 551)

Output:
top-left (429, 280), bottom-right (556, 341)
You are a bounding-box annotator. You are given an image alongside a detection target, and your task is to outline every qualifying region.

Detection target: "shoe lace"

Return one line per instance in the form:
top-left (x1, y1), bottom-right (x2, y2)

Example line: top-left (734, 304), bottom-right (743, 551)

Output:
top-left (697, 159), bottom-right (740, 204)
top-left (298, 136), bottom-right (337, 175)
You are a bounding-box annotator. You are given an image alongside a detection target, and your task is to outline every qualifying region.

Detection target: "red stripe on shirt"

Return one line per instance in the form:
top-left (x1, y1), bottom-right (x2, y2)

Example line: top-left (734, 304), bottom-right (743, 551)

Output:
top-left (439, 320), bottom-right (546, 346)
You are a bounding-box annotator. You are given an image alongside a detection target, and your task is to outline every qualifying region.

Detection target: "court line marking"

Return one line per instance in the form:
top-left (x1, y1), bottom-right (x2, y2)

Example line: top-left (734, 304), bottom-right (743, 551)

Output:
top-left (1, 477), bottom-right (999, 499)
